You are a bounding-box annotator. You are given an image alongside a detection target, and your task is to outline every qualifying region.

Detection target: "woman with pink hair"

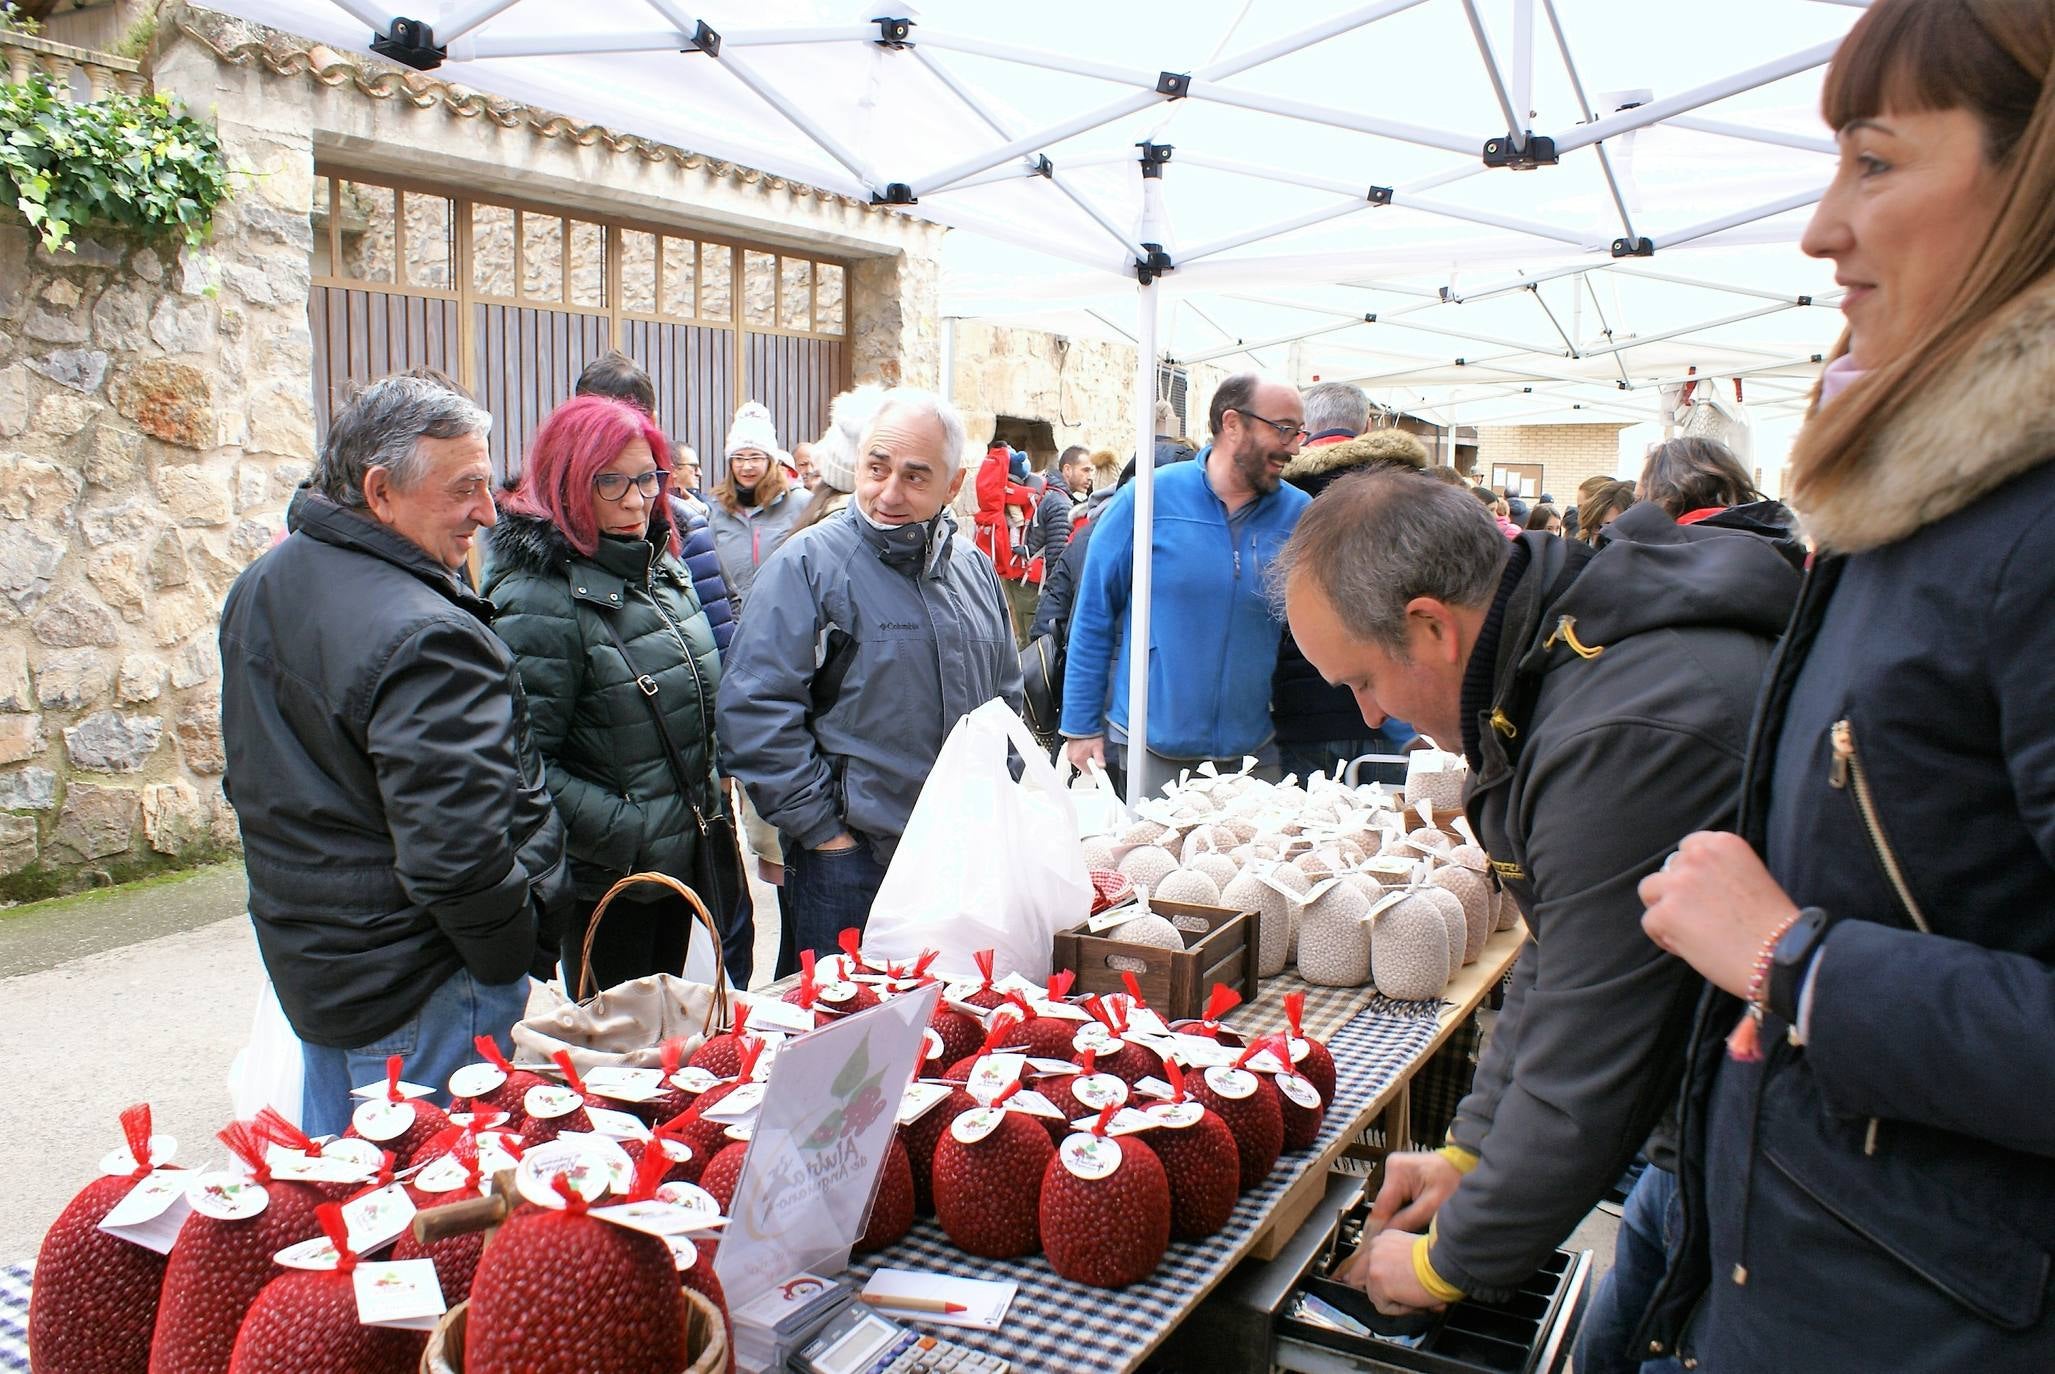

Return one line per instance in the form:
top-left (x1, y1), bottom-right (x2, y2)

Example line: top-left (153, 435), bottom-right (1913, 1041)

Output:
top-left (482, 394), bottom-right (736, 993)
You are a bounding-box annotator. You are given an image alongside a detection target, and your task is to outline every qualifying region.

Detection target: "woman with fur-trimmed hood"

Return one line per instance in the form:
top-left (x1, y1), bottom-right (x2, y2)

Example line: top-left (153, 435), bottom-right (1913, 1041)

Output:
top-left (1635, 2), bottom-right (2055, 1367)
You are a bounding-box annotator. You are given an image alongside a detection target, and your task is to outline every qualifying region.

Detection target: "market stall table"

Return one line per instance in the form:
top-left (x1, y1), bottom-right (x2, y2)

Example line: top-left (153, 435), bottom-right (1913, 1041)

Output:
top-left (0, 929), bottom-right (1523, 1374)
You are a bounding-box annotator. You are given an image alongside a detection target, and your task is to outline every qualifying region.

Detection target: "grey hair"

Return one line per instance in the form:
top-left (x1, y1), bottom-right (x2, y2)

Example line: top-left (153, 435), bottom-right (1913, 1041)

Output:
top-left (1270, 467), bottom-right (1510, 656)
top-left (862, 387), bottom-right (969, 479)
top-left (316, 374), bottom-right (492, 507)
top-left (1302, 381), bottom-right (1370, 437)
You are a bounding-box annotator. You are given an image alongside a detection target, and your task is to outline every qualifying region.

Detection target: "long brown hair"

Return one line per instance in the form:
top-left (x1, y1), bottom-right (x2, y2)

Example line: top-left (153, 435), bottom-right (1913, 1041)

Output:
top-left (1791, 0), bottom-right (2055, 511)
top-left (715, 449), bottom-right (790, 515)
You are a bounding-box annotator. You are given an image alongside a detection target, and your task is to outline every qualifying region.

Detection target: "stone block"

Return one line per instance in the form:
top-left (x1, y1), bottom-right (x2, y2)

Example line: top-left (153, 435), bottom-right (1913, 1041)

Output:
top-left (31, 590), bottom-right (119, 648)
top-left (149, 531), bottom-right (193, 589)
top-left (47, 781), bottom-right (140, 862)
top-left (130, 247), bottom-right (164, 283)
top-left (0, 654), bottom-right (26, 712)
top-left (0, 813), bottom-right (35, 875)
top-left (40, 237), bottom-right (123, 269)
top-left (0, 713), bottom-right (46, 764)
top-left (87, 548), bottom-right (149, 622)
top-left (35, 391), bottom-right (94, 439)
top-left (24, 305), bottom-right (89, 345)
top-left (270, 460), bottom-right (311, 498)
top-left (149, 297), bottom-right (216, 356)
top-left (0, 766), bottom-right (57, 811)
top-left (157, 466), bottom-right (235, 527)
top-left (236, 462), bottom-right (268, 511)
top-left (175, 691), bottom-right (224, 774)
top-left (228, 518), bottom-right (277, 562)
top-left (142, 779), bottom-right (209, 856)
top-left (41, 279), bottom-right (81, 309)
top-left (119, 652), bottom-right (167, 703)
top-left (0, 526), bottom-right (64, 615)
top-left (64, 711), bottom-right (164, 772)
top-left (0, 453), bottom-right (84, 527)
top-left (33, 646), bottom-right (113, 709)
top-left (152, 586), bottom-right (217, 649)
top-left (176, 247), bottom-right (220, 299)
top-left (0, 365), bottom-right (28, 439)
top-left (110, 360), bottom-right (216, 450)
top-left (26, 348), bottom-right (108, 394)
top-left (245, 385), bottom-right (314, 458)
top-left (91, 282), bottom-right (152, 352)
top-left (80, 498), bottom-right (163, 548)
top-left (83, 425), bottom-right (144, 488)
top-left (169, 639), bottom-right (218, 689)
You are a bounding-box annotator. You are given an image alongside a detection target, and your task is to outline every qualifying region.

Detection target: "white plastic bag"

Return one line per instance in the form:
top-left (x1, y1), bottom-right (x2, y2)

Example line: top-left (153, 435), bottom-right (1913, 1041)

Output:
top-left (1070, 757), bottom-right (1129, 839)
top-left (228, 977), bottom-right (304, 1126)
top-left (865, 698), bottom-right (1093, 982)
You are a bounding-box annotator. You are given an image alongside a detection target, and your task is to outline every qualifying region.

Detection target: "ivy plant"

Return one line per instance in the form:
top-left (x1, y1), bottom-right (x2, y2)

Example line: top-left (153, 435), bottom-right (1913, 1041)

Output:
top-left (0, 71), bottom-right (230, 252)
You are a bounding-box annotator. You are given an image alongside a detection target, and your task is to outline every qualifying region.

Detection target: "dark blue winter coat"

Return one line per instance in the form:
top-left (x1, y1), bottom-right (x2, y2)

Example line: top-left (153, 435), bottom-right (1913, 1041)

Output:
top-left (1642, 282), bottom-right (2055, 1371)
top-left (670, 495), bottom-right (735, 656)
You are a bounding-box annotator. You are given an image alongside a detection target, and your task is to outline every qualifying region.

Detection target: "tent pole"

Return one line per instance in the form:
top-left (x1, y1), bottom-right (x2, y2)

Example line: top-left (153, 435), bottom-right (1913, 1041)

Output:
top-left (1186, 83), bottom-right (1480, 157)
top-left (1126, 277), bottom-right (1160, 810)
top-left (435, 0), bottom-right (522, 43)
top-left (1651, 189), bottom-right (1826, 251)
top-left (459, 29), bottom-right (698, 57)
top-left (911, 91), bottom-right (1163, 197)
top-left (1460, 0), bottom-right (1525, 149)
top-left (1538, 0), bottom-right (1641, 242)
top-left (1548, 40), bottom-right (1842, 154)
top-left (1666, 115), bottom-right (1836, 155)
top-left (329, 0), bottom-right (397, 30)
top-left (1197, 0), bottom-right (1435, 83)
top-left (1511, 0), bottom-right (1534, 135)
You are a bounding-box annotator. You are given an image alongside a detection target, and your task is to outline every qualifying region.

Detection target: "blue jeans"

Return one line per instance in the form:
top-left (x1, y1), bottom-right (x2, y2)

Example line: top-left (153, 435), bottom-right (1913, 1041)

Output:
top-left (299, 967), bottom-right (531, 1138)
top-left (1573, 1164), bottom-right (1684, 1374)
top-left (783, 840), bottom-right (891, 961)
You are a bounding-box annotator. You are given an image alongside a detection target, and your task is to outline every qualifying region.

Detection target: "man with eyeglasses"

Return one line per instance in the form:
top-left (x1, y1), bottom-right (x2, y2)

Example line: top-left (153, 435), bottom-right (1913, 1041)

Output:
top-left (1060, 371), bottom-right (1312, 799)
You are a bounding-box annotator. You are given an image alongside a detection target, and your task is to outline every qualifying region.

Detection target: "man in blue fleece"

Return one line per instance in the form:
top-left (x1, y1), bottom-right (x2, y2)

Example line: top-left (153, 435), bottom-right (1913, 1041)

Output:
top-left (1060, 372), bottom-right (1310, 800)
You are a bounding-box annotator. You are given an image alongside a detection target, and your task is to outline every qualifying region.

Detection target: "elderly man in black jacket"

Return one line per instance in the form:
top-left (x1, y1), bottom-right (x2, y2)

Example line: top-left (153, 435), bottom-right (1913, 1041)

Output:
top-left (1280, 470), bottom-right (1797, 1319)
top-left (220, 375), bottom-right (570, 1137)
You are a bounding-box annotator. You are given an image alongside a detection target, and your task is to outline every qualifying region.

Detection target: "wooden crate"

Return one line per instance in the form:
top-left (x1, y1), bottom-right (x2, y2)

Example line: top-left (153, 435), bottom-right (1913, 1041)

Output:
top-left (1051, 900), bottom-right (1261, 1022)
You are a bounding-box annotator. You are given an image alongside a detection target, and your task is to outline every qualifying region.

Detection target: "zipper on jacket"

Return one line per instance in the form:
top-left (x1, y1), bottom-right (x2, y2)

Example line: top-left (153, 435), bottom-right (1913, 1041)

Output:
top-left (1827, 719), bottom-right (1931, 934)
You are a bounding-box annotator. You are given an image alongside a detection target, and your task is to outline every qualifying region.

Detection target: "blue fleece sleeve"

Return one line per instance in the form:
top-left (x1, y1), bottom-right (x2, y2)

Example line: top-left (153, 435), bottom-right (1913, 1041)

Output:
top-left (1059, 486), bottom-right (1136, 738)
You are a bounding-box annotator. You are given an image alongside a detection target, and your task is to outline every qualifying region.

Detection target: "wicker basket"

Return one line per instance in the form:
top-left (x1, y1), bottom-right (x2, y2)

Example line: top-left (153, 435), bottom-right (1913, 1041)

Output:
top-left (421, 1287), bottom-right (727, 1374)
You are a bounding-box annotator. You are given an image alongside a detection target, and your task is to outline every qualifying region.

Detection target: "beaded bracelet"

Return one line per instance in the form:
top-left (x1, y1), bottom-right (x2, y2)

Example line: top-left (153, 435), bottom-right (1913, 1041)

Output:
top-left (1726, 911), bottom-right (1801, 1063)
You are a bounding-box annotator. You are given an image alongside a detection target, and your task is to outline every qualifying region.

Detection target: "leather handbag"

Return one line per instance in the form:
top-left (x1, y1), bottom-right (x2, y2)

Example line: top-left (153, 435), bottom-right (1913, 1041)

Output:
top-left (1019, 630), bottom-right (1064, 741)
top-left (511, 871), bottom-right (733, 1072)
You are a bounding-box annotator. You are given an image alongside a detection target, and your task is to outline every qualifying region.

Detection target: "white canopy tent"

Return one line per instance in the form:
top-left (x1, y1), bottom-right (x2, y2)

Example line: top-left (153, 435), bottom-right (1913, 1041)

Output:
top-left (212, 0), bottom-right (1863, 802)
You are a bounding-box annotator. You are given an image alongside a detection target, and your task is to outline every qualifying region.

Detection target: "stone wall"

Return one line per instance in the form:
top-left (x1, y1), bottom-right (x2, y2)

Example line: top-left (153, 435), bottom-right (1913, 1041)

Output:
top-left (948, 320), bottom-right (1229, 478)
top-left (1472, 422), bottom-right (1632, 505)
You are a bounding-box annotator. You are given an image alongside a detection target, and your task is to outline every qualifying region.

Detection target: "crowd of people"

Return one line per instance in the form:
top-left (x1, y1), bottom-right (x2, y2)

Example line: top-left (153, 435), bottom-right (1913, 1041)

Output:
top-left (210, 0), bottom-right (2049, 1364)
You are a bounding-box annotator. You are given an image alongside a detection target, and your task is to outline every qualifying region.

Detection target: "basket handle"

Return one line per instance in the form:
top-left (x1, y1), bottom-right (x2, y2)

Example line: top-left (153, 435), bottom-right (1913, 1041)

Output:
top-left (576, 871), bottom-right (732, 1035)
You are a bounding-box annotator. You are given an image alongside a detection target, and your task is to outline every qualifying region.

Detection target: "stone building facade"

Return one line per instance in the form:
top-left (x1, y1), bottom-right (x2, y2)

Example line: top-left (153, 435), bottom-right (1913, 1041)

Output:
top-left (0, 4), bottom-right (946, 895)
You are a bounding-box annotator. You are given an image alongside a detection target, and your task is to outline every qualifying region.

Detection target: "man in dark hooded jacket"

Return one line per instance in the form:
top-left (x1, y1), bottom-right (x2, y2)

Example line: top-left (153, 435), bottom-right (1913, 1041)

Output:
top-left (1281, 470), bottom-right (1799, 1316)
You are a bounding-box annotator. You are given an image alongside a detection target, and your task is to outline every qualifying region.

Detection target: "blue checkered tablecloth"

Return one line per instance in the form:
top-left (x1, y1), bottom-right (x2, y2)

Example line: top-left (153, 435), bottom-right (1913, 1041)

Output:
top-left (841, 998), bottom-right (1440, 1374)
top-left (2, 1263), bottom-right (29, 1373)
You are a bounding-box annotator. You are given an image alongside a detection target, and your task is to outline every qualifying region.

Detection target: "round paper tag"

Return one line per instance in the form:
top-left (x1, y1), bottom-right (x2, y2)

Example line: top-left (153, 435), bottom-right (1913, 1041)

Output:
top-left (667, 1233), bottom-right (700, 1272)
top-left (1146, 1102), bottom-right (1205, 1130)
top-left (669, 1067), bottom-right (720, 1095)
top-left (99, 1133), bottom-right (177, 1178)
top-left (950, 1107), bottom-right (1006, 1145)
top-left (817, 981), bottom-right (859, 1005)
top-left (524, 1085), bottom-right (585, 1120)
top-left (921, 1028), bottom-right (945, 1062)
top-left (321, 1137), bottom-right (388, 1171)
top-left (657, 1138), bottom-right (695, 1165)
top-left (1277, 1073), bottom-right (1323, 1110)
top-left (1071, 1074), bottom-right (1130, 1111)
top-left (515, 1142), bottom-right (612, 1209)
top-left (447, 1109), bottom-right (510, 1132)
top-left (352, 1098), bottom-right (415, 1143)
top-left (1059, 1132), bottom-right (1123, 1181)
top-left (273, 1236), bottom-right (342, 1271)
top-left (1286, 1036), bottom-right (1312, 1064)
top-left (186, 1171), bottom-right (269, 1221)
top-left (1205, 1067), bottom-right (1259, 1101)
top-left (411, 1154), bottom-right (471, 1195)
top-left (656, 1181), bottom-right (723, 1217)
top-left (1072, 1026), bottom-right (1124, 1056)
top-left (724, 1124), bottom-right (753, 1143)
top-left (448, 1063), bottom-right (507, 1100)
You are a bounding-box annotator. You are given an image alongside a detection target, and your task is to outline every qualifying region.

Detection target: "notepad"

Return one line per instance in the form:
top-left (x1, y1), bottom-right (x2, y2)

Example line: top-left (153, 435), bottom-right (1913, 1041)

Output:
top-left (860, 1268), bottom-right (1016, 1331)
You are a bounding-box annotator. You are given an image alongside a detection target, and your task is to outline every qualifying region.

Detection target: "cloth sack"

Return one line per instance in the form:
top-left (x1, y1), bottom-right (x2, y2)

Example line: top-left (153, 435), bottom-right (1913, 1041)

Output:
top-left (865, 698), bottom-right (1093, 982)
top-left (512, 872), bottom-right (732, 1074)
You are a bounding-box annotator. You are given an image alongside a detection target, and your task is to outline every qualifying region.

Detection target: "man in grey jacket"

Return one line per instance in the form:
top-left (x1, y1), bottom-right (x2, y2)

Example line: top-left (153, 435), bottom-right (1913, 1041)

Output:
top-left (717, 388), bottom-right (1022, 957)
top-left (1279, 471), bottom-right (1797, 1326)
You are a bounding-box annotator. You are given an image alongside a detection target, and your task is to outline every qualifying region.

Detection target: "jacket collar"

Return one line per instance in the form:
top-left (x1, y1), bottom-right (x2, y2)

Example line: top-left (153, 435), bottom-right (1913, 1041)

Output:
top-left (851, 503), bottom-right (959, 578)
top-left (485, 507), bottom-right (681, 610)
top-left (289, 487), bottom-right (493, 619)
top-left (1795, 272), bottom-right (2055, 553)
top-left (1282, 430), bottom-right (1431, 486)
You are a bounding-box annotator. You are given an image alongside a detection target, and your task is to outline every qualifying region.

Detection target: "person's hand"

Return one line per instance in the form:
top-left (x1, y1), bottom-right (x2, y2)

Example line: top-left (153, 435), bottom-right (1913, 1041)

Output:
top-left (1367, 1150), bottom-right (1464, 1233)
top-left (1639, 830), bottom-right (1801, 999)
top-left (1336, 1229), bottom-right (1447, 1316)
top-left (815, 833), bottom-right (859, 853)
top-left (1065, 735), bottom-right (1106, 773)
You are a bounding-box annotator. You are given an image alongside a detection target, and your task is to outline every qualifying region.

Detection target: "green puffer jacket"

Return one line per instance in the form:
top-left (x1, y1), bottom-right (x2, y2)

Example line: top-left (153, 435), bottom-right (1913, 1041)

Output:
top-left (482, 510), bottom-right (724, 903)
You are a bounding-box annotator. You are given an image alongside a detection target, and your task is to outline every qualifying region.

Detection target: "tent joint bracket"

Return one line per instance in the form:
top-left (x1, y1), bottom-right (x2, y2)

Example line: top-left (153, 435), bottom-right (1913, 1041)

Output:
top-left (871, 183), bottom-right (918, 205)
top-left (1610, 236), bottom-right (1656, 257)
top-left (874, 17), bottom-right (914, 48)
top-left (370, 17), bottom-right (445, 71)
top-left (1367, 185), bottom-right (1393, 205)
top-left (1157, 71), bottom-right (1191, 98)
top-left (680, 20), bottom-right (721, 57)
top-left (1482, 134), bottom-right (1557, 169)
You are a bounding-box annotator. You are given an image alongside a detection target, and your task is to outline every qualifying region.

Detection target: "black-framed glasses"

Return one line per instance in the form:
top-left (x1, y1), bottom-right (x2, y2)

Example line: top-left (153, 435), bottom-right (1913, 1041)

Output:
top-left (593, 469), bottom-right (669, 503)
top-left (1231, 408), bottom-right (1308, 441)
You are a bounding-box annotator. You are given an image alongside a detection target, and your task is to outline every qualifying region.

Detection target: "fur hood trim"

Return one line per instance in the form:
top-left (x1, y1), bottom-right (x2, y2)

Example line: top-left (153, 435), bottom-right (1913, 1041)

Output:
top-left (487, 508), bottom-right (582, 576)
top-left (1283, 429), bottom-right (1430, 483)
top-left (1799, 273), bottom-right (2055, 553)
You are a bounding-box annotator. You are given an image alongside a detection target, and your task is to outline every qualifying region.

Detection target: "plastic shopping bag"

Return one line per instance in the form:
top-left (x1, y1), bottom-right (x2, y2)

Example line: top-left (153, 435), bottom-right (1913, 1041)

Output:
top-left (228, 977), bottom-right (304, 1126)
top-left (864, 698), bottom-right (1093, 983)
top-left (1070, 757), bottom-right (1129, 839)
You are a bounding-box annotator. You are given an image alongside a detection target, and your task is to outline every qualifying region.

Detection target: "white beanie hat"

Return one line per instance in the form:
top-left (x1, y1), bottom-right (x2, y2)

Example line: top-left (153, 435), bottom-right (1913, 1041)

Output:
top-left (812, 383), bottom-right (889, 495)
top-left (726, 401), bottom-right (782, 459)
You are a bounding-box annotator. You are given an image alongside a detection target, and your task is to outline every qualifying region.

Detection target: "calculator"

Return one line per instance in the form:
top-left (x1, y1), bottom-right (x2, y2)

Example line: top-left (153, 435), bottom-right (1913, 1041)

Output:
top-left (790, 1303), bottom-right (1009, 1374)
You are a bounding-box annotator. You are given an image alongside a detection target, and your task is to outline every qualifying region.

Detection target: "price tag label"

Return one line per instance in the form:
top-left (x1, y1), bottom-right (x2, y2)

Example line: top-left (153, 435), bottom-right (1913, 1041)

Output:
top-left (354, 1259), bottom-right (447, 1331)
top-left (950, 1107), bottom-right (1006, 1145)
top-left (1059, 1133), bottom-right (1123, 1180)
top-left (1204, 1067), bottom-right (1259, 1101)
top-left (583, 1067), bottom-right (665, 1103)
top-left (186, 1172), bottom-right (268, 1221)
top-left (98, 1171), bottom-right (191, 1254)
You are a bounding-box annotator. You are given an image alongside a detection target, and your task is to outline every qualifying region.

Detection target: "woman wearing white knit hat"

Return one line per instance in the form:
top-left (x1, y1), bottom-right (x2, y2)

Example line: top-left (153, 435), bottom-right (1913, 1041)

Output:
top-left (707, 400), bottom-right (804, 617)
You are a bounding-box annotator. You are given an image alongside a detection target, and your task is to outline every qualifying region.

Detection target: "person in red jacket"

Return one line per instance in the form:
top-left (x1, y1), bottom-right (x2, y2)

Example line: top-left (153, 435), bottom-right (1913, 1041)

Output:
top-left (973, 440), bottom-right (1038, 640)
